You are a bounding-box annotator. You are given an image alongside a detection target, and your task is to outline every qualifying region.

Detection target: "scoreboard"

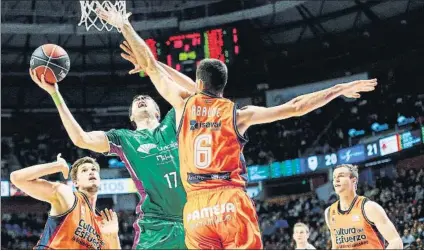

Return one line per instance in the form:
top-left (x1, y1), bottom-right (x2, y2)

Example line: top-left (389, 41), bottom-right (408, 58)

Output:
top-left (400, 129), bottom-right (422, 149)
top-left (338, 145), bottom-right (366, 164)
top-left (270, 159), bottom-right (304, 178)
top-left (140, 27), bottom-right (240, 76)
top-left (379, 135), bottom-right (401, 156)
top-left (247, 128), bottom-right (424, 182)
top-left (365, 141), bottom-right (380, 159)
top-left (247, 165), bottom-right (270, 182)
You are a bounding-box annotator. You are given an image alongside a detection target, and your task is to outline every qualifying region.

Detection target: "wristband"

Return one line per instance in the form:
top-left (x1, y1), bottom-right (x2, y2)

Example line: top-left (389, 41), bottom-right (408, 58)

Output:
top-left (51, 92), bottom-right (63, 106)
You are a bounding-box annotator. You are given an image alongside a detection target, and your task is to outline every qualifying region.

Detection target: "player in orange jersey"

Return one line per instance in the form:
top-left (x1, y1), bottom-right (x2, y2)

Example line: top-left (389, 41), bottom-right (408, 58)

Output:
top-left (97, 7), bottom-right (378, 249)
top-left (324, 164), bottom-right (402, 249)
top-left (293, 223), bottom-right (316, 249)
top-left (10, 155), bottom-right (121, 249)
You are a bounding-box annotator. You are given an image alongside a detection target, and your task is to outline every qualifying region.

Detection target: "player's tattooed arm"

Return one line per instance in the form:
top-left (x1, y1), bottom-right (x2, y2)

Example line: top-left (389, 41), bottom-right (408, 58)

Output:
top-left (364, 201), bottom-right (403, 249)
top-left (10, 154), bottom-right (75, 215)
top-left (120, 41), bottom-right (197, 94)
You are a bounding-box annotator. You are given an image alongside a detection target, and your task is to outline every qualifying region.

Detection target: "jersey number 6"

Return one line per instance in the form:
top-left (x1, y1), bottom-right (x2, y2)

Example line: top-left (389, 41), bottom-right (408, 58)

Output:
top-left (194, 134), bottom-right (212, 169)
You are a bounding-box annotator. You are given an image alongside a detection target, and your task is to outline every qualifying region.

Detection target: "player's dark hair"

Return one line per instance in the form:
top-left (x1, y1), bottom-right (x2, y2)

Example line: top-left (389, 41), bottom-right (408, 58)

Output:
top-left (196, 59), bottom-right (228, 94)
top-left (128, 94), bottom-right (161, 129)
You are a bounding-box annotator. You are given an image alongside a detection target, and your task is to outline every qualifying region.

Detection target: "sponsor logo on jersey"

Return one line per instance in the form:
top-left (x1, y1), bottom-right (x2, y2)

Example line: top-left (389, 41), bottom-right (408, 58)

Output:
top-left (137, 142), bottom-right (178, 154)
top-left (137, 143), bottom-right (157, 154)
top-left (73, 219), bottom-right (105, 249)
top-left (191, 105), bottom-right (221, 117)
top-left (202, 98), bottom-right (213, 104)
top-left (334, 227), bottom-right (368, 248)
top-left (156, 153), bottom-right (174, 163)
top-left (189, 120), bottom-right (222, 131)
top-left (159, 125), bottom-right (168, 131)
top-left (331, 216), bottom-right (336, 225)
top-left (157, 141), bottom-right (178, 151)
top-left (187, 203), bottom-right (236, 222)
top-left (187, 172), bottom-right (231, 184)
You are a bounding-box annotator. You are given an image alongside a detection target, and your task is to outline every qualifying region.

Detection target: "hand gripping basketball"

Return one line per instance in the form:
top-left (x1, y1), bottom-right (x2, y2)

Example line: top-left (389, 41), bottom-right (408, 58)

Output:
top-left (29, 68), bottom-right (58, 95)
top-left (95, 2), bottom-right (132, 30)
top-left (30, 44), bottom-right (70, 84)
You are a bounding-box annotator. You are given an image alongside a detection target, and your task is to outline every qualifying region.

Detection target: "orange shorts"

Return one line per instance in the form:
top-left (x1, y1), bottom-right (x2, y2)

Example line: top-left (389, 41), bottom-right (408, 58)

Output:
top-left (183, 186), bottom-right (263, 250)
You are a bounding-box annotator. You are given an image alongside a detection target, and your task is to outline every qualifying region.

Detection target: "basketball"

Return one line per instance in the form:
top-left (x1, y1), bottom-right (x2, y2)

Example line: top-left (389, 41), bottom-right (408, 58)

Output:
top-left (4, 1), bottom-right (423, 250)
top-left (30, 44), bottom-right (70, 84)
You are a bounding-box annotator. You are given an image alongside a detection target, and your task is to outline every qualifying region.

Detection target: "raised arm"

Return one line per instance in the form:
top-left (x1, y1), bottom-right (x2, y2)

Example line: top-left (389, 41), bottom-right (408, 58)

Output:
top-left (157, 61), bottom-right (197, 93)
top-left (364, 201), bottom-right (403, 249)
top-left (10, 154), bottom-right (75, 215)
top-left (119, 40), bottom-right (197, 93)
top-left (96, 6), bottom-right (191, 110)
top-left (29, 70), bottom-right (110, 153)
top-left (237, 79), bottom-right (377, 134)
top-left (121, 23), bottom-right (190, 109)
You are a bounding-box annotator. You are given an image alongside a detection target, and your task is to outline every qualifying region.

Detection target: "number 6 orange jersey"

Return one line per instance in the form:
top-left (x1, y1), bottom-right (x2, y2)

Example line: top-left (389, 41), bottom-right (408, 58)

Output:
top-left (177, 92), bottom-right (248, 193)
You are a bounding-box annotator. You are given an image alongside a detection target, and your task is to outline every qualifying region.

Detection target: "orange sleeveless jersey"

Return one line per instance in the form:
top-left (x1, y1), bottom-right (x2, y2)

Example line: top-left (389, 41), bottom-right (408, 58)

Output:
top-left (177, 92), bottom-right (248, 193)
top-left (327, 196), bottom-right (385, 249)
top-left (35, 192), bottom-right (110, 250)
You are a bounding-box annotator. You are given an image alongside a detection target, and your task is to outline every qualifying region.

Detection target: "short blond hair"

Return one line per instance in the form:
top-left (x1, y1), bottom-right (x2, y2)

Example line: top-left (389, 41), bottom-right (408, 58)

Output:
top-left (335, 164), bottom-right (358, 179)
top-left (335, 164), bottom-right (359, 190)
top-left (70, 157), bottom-right (100, 183)
top-left (294, 223), bottom-right (309, 233)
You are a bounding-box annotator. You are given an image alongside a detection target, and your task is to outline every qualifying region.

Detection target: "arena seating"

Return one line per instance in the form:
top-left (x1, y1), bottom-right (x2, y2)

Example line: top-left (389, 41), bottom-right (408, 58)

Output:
top-left (2, 161), bottom-right (423, 249)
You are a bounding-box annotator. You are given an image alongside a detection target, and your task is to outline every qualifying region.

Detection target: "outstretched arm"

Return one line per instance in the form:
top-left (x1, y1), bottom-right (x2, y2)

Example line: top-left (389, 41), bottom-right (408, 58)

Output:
top-left (157, 61), bottom-right (197, 93)
top-left (10, 154), bottom-right (75, 215)
top-left (237, 79), bottom-right (377, 133)
top-left (96, 6), bottom-right (191, 109)
top-left (120, 41), bottom-right (197, 93)
top-left (29, 70), bottom-right (110, 153)
top-left (364, 201), bottom-right (403, 249)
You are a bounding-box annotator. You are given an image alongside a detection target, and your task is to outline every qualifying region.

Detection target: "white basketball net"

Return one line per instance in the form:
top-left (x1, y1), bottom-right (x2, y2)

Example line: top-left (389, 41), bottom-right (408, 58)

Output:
top-left (78, 1), bottom-right (126, 32)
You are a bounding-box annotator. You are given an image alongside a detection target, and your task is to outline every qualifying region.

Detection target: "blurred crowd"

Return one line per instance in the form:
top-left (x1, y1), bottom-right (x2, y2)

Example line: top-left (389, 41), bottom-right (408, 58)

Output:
top-left (2, 92), bottom-right (423, 179)
top-left (1, 68), bottom-right (424, 249)
top-left (2, 164), bottom-right (423, 249)
top-left (257, 166), bottom-right (424, 250)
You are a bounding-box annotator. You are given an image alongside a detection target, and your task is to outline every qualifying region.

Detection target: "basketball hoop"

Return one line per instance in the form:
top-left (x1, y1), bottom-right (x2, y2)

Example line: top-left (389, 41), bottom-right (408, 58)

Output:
top-left (78, 1), bottom-right (126, 32)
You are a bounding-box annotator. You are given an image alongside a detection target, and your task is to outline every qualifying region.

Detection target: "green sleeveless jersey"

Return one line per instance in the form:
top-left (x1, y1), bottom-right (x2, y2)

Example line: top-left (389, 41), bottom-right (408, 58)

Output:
top-left (106, 109), bottom-right (186, 221)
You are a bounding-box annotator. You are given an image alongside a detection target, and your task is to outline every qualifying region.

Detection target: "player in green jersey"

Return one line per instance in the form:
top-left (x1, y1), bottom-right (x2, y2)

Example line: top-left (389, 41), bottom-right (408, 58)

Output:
top-left (28, 51), bottom-right (196, 249)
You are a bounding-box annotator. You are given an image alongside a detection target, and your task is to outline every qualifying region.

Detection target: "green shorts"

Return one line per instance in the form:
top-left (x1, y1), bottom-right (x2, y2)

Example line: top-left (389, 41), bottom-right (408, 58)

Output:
top-left (132, 217), bottom-right (186, 250)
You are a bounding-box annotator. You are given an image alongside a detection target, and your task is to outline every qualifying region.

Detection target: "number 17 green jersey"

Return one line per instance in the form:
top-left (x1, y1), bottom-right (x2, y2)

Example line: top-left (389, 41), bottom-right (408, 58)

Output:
top-left (105, 108), bottom-right (186, 221)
